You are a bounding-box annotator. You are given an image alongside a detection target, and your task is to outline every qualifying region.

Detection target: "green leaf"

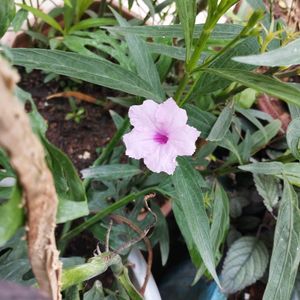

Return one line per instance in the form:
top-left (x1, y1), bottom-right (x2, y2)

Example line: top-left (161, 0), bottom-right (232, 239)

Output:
top-left (253, 174), bottom-right (280, 212)
top-left (185, 104), bottom-right (216, 138)
top-left (207, 102), bottom-right (234, 142)
top-left (239, 162), bottom-right (284, 175)
top-left (18, 4), bottom-right (63, 34)
top-left (202, 68), bottom-right (300, 106)
top-left (0, 185), bottom-right (24, 247)
top-left (189, 37), bottom-right (260, 96)
top-left (172, 199), bottom-right (202, 267)
top-left (105, 23), bottom-right (243, 39)
top-left (42, 137), bottom-right (89, 223)
top-left (289, 103), bottom-right (300, 120)
top-left (81, 164), bottom-right (141, 181)
top-left (240, 162), bottom-right (300, 187)
top-left (175, 0), bottom-right (196, 61)
top-left (263, 180), bottom-right (300, 300)
top-left (11, 48), bottom-right (159, 100)
top-left (83, 281), bottom-right (105, 300)
top-left (112, 9), bottom-right (164, 102)
top-left (233, 38), bottom-right (300, 67)
top-left (250, 119), bottom-right (281, 154)
top-left (221, 236), bottom-right (269, 293)
top-left (11, 9), bottom-right (28, 32)
top-left (62, 253), bottom-right (121, 290)
top-left (147, 42), bottom-right (206, 63)
top-left (69, 18), bottom-right (116, 33)
top-left (142, 0), bottom-right (155, 16)
top-left (287, 118), bottom-right (300, 160)
top-left (0, 0), bottom-right (15, 38)
top-left (172, 157), bottom-right (220, 286)
top-left (62, 31), bottom-right (132, 69)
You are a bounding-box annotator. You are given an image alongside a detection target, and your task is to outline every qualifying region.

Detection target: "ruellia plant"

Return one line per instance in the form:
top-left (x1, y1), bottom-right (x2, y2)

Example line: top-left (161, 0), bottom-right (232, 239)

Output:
top-left (0, 0), bottom-right (300, 299)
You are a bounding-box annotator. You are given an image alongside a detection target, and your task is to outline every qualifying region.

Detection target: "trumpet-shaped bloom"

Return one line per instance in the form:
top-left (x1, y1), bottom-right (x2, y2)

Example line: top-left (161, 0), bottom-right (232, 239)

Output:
top-left (123, 98), bottom-right (200, 175)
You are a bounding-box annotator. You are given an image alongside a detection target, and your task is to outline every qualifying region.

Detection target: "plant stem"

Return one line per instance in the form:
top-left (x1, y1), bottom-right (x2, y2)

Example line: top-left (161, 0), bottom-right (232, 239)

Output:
top-left (60, 187), bottom-right (157, 242)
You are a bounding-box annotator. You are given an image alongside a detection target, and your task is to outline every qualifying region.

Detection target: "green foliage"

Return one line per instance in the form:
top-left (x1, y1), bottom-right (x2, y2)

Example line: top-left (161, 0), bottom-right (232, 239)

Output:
top-left (221, 236), bottom-right (269, 293)
top-left (202, 68), bottom-right (300, 106)
top-left (172, 157), bottom-right (220, 286)
top-left (263, 180), bottom-right (300, 300)
top-left (11, 49), bottom-right (160, 100)
top-left (0, 0), bottom-right (15, 38)
top-left (0, 185), bottom-right (23, 247)
top-left (3, 0), bottom-right (300, 297)
top-left (234, 38), bottom-right (300, 67)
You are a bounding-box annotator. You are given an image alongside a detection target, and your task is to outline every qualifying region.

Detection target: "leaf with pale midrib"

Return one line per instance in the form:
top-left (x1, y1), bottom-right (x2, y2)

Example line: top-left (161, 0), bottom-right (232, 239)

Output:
top-left (263, 180), bottom-right (300, 300)
top-left (221, 236), bottom-right (269, 293)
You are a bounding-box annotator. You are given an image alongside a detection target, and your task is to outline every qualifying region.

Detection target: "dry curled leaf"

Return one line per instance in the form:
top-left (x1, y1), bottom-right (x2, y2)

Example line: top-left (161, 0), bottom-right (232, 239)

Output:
top-left (0, 58), bottom-right (61, 300)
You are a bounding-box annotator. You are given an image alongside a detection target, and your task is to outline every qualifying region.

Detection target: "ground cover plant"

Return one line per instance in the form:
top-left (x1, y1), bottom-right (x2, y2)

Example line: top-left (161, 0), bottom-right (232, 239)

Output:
top-left (0, 0), bottom-right (300, 299)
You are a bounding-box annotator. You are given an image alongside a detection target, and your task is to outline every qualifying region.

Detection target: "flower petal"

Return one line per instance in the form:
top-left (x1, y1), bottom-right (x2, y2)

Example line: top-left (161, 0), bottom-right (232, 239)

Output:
top-left (123, 129), bottom-right (156, 160)
top-left (169, 125), bottom-right (200, 156)
top-left (128, 100), bottom-right (159, 131)
top-left (143, 143), bottom-right (178, 175)
top-left (155, 98), bottom-right (188, 131)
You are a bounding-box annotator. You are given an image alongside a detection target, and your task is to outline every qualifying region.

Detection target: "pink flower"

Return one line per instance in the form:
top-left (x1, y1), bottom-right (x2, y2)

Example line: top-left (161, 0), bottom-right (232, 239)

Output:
top-left (123, 98), bottom-right (200, 175)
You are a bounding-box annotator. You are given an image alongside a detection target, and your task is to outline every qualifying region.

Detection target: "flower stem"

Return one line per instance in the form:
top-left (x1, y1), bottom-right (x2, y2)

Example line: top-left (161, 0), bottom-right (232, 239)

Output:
top-left (60, 187), bottom-right (156, 243)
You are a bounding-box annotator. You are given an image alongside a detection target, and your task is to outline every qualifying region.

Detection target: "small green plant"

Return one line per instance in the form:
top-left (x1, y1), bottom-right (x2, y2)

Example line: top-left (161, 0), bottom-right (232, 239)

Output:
top-left (65, 98), bottom-right (85, 123)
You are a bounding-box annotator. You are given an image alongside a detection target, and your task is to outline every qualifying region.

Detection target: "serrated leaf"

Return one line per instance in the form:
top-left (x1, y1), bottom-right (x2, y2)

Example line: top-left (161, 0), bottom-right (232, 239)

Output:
top-left (233, 38), bottom-right (300, 67)
top-left (221, 236), bottom-right (269, 293)
top-left (263, 180), bottom-right (300, 300)
top-left (207, 102), bottom-right (234, 142)
top-left (81, 164), bottom-right (141, 181)
top-left (172, 157), bottom-right (220, 286)
top-left (11, 49), bottom-right (159, 100)
top-left (287, 118), bottom-right (300, 160)
top-left (112, 9), bottom-right (164, 102)
top-left (253, 174), bottom-right (280, 212)
top-left (202, 68), bottom-right (300, 106)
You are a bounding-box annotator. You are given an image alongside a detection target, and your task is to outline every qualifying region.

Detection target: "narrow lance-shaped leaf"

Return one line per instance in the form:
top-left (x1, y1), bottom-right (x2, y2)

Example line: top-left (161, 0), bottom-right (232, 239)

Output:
top-left (263, 180), bottom-right (300, 300)
top-left (18, 4), bottom-right (63, 34)
top-left (0, 185), bottom-right (24, 246)
top-left (11, 48), bottom-right (159, 100)
top-left (207, 102), bottom-right (234, 142)
top-left (112, 9), bottom-right (165, 102)
top-left (81, 164), bottom-right (141, 181)
top-left (172, 157), bottom-right (220, 287)
top-left (201, 68), bottom-right (300, 106)
top-left (233, 38), bottom-right (300, 67)
top-left (0, 0), bottom-right (15, 38)
top-left (105, 23), bottom-right (243, 39)
top-left (287, 118), bottom-right (300, 160)
top-left (175, 0), bottom-right (196, 61)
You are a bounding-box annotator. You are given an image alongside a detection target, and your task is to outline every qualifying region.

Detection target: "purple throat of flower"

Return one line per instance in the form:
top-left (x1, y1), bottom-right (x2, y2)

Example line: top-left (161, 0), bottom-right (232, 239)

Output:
top-left (153, 132), bottom-right (169, 144)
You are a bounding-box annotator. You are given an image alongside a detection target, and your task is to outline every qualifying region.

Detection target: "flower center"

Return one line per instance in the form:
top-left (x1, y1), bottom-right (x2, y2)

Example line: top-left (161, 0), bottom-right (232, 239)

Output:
top-left (153, 132), bottom-right (168, 144)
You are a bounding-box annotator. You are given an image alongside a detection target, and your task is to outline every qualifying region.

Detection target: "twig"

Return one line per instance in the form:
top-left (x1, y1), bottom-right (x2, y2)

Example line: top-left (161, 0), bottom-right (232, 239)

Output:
top-left (0, 58), bottom-right (61, 300)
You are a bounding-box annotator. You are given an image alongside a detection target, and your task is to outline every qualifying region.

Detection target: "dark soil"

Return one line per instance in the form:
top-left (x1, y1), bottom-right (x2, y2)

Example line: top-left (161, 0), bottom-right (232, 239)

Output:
top-left (18, 68), bottom-right (119, 172)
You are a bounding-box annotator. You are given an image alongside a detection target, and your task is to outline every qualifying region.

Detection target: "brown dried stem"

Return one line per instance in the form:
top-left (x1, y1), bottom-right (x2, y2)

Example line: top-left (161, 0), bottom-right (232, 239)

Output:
top-left (0, 58), bottom-right (61, 300)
